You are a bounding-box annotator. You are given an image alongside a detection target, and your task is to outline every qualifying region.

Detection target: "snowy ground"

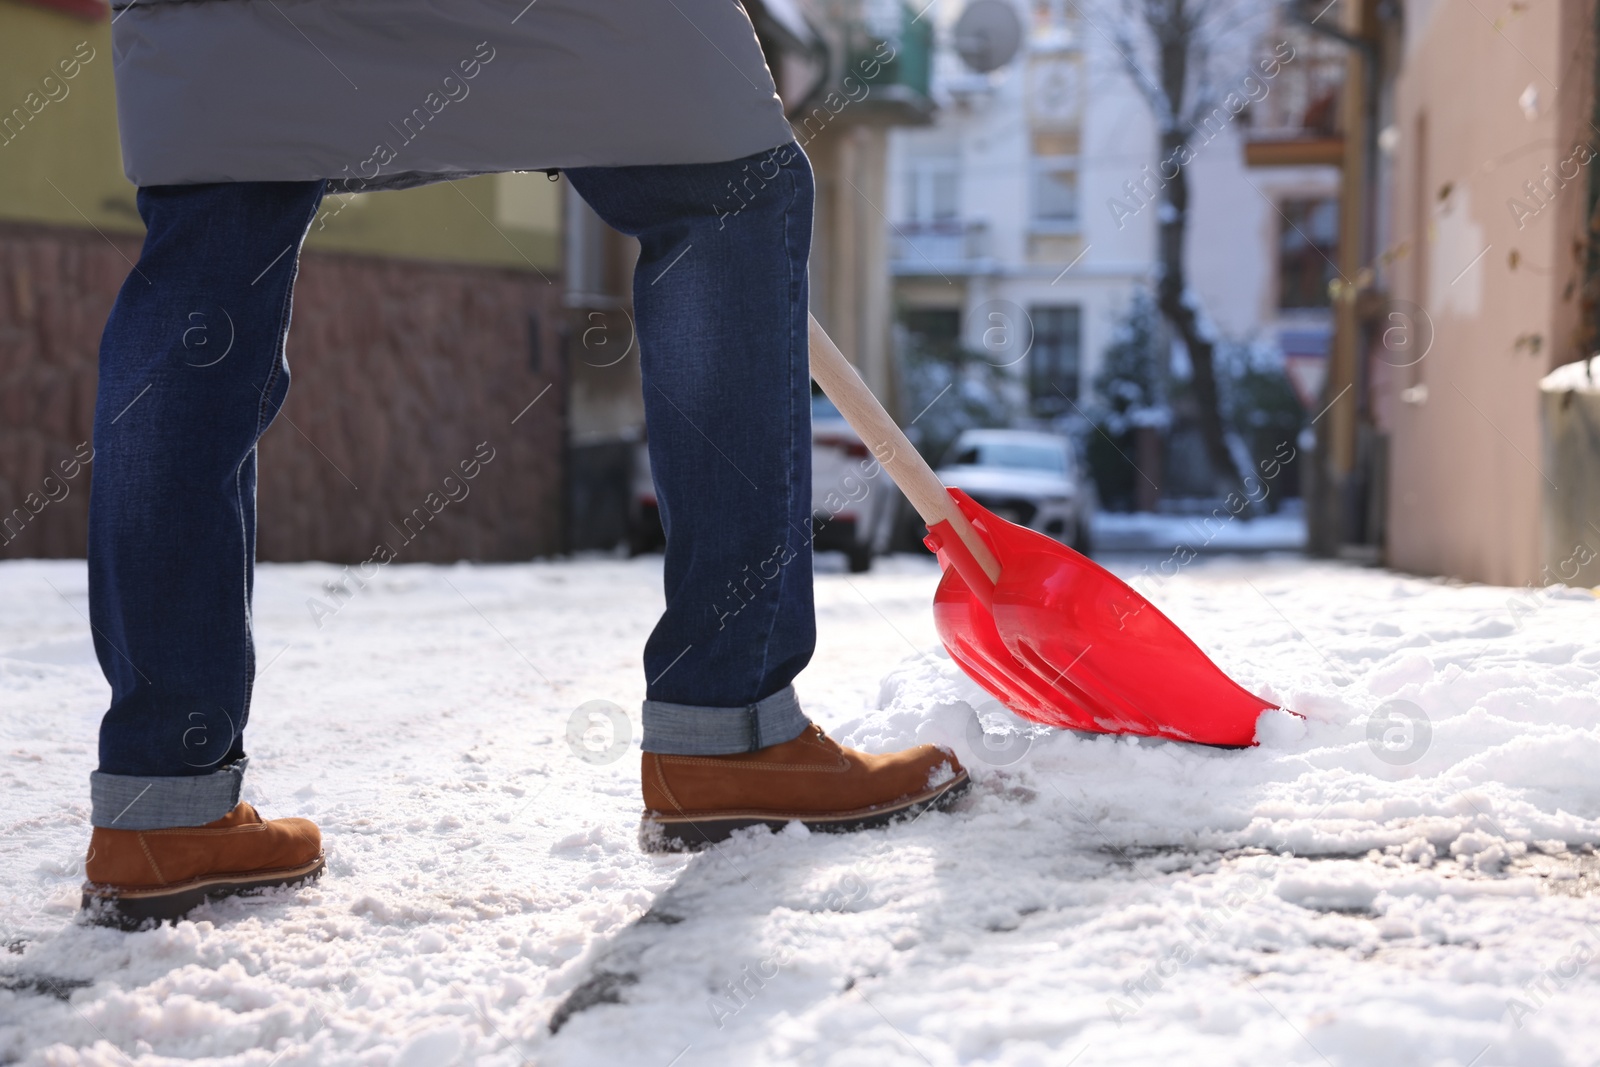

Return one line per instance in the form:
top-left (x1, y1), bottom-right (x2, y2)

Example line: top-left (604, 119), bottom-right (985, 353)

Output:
top-left (2, 548), bottom-right (1598, 1067)
top-left (1090, 509), bottom-right (1306, 553)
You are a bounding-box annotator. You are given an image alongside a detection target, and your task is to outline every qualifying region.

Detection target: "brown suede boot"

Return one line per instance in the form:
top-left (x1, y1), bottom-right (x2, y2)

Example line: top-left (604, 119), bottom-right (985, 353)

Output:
top-left (640, 722), bottom-right (968, 851)
top-left (81, 802), bottom-right (323, 929)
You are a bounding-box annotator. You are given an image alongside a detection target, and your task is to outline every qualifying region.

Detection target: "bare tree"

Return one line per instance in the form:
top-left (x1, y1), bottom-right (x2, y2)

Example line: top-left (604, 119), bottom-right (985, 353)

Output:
top-left (1106, 0), bottom-right (1267, 502)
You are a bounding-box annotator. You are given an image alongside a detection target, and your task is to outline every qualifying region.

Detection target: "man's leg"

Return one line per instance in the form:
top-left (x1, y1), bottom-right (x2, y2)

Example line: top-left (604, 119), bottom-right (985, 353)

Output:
top-left (567, 144), bottom-right (817, 752)
top-left (83, 181), bottom-right (324, 925)
top-left (566, 145), bottom-right (968, 849)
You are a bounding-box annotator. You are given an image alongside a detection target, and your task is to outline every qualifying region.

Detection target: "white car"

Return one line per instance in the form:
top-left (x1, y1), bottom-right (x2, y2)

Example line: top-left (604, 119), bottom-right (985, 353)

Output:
top-left (934, 428), bottom-right (1094, 554)
top-left (626, 394), bottom-right (902, 572)
top-left (809, 393), bottom-right (900, 572)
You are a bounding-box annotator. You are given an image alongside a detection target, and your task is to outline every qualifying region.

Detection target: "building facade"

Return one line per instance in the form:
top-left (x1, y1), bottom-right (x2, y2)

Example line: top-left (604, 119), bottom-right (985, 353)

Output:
top-left (1293, 0), bottom-right (1600, 586)
top-left (1377, 0), bottom-right (1597, 586)
top-left (0, 0), bottom-right (566, 562)
top-left (887, 0), bottom-right (1338, 488)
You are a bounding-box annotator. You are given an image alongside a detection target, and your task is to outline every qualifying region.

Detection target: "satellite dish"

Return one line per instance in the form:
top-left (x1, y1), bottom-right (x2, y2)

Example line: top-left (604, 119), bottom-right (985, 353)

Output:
top-left (954, 0), bottom-right (1023, 74)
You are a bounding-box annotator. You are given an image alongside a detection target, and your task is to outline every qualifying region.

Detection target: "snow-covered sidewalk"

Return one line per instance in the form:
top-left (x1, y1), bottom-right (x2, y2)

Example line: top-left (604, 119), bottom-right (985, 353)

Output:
top-left (1089, 509), bottom-right (1307, 554)
top-left (2, 552), bottom-right (1598, 1066)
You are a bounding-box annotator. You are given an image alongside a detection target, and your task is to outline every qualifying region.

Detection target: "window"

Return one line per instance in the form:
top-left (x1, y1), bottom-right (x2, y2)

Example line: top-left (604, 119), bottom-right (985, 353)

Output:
top-left (1032, 0), bottom-right (1070, 31)
top-left (1278, 197), bottom-right (1339, 308)
top-left (906, 163), bottom-right (959, 223)
top-left (1032, 160), bottom-right (1079, 228)
top-left (863, 0), bottom-right (902, 39)
top-left (903, 308), bottom-right (962, 358)
top-left (953, 441), bottom-right (1068, 473)
top-left (1028, 305), bottom-right (1082, 411)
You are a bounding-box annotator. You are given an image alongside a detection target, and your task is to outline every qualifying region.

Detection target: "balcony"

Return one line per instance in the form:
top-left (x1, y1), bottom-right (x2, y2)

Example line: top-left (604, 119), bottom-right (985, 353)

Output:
top-left (1241, 34), bottom-right (1346, 168)
top-left (889, 220), bottom-right (992, 275)
top-left (748, 0), bottom-right (935, 125)
top-left (841, 1), bottom-right (936, 123)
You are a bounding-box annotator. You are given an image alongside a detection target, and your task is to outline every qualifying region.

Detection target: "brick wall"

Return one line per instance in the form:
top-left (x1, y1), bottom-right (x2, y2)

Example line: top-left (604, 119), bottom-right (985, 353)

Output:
top-left (0, 221), bottom-right (565, 563)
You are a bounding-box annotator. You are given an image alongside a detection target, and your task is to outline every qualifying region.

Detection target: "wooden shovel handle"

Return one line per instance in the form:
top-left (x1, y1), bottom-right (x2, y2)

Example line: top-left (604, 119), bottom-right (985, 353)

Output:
top-left (807, 314), bottom-right (1001, 584)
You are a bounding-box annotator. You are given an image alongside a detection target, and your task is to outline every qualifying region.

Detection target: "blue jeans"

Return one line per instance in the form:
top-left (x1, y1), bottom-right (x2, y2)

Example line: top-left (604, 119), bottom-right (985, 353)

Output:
top-left (89, 146), bottom-right (817, 829)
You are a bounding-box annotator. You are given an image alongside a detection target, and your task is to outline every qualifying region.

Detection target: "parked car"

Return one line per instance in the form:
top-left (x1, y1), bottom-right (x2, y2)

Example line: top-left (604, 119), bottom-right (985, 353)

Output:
top-left (626, 440), bottom-right (665, 557)
top-left (934, 428), bottom-right (1095, 555)
top-left (625, 394), bottom-right (902, 572)
top-left (809, 393), bottom-right (900, 572)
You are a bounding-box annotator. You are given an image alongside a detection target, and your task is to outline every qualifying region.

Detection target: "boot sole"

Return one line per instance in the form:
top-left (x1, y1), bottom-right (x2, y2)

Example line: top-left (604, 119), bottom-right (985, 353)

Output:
top-left (639, 771), bottom-right (970, 852)
top-left (79, 854), bottom-right (326, 930)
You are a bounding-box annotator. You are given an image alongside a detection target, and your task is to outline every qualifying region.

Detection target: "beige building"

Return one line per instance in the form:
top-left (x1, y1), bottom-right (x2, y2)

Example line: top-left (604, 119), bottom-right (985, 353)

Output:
top-left (1372, 0), bottom-right (1596, 586)
top-left (1281, 0), bottom-right (1599, 587)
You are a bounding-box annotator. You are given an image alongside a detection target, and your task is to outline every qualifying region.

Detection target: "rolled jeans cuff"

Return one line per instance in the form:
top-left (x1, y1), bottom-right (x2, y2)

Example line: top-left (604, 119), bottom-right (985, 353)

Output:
top-left (641, 686), bottom-right (810, 755)
top-left (89, 757), bottom-right (248, 829)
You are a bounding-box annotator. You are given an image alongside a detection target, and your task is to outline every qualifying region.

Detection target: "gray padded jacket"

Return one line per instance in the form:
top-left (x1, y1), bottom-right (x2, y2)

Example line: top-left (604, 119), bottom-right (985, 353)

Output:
top-left (109, 0), bottom-right (793, 189)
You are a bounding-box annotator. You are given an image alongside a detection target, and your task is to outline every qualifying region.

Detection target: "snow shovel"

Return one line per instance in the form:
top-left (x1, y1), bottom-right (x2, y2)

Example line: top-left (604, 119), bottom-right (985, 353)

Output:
top-left (808, 315), bottom-right (1277, 747)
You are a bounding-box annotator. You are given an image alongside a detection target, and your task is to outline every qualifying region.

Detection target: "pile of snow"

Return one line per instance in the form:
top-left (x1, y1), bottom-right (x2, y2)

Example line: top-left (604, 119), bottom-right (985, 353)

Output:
top-left (2, 554), bottom-right (1598, 1065)
top-left (1090, 509), bottom-right (1306, 553)
top-left (1540, 355), bottom-right (1600, 394)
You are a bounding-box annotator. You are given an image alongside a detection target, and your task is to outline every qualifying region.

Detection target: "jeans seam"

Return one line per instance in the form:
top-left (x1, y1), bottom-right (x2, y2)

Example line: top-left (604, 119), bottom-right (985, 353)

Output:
top-left (235, 459), bottom-right (250, 735)
top-left (749, 156), bottom-right (803, 706)
top-left (239, 185), bottom-right (324, 748)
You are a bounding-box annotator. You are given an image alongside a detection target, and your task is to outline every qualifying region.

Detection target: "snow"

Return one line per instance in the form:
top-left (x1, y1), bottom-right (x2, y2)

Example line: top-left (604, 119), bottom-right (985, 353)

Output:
top-left (1090, 508), bottom-right (1306, 553)
top-left (1539, 355), bottom-right (1600, 394)
top-left (3, 553), bottom-right (1599, 1066)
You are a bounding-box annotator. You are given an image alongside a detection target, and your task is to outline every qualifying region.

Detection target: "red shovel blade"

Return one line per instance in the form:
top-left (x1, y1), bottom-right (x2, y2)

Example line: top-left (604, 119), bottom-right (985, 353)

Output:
top-left (926, 489), bottom-right (1277, 747)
